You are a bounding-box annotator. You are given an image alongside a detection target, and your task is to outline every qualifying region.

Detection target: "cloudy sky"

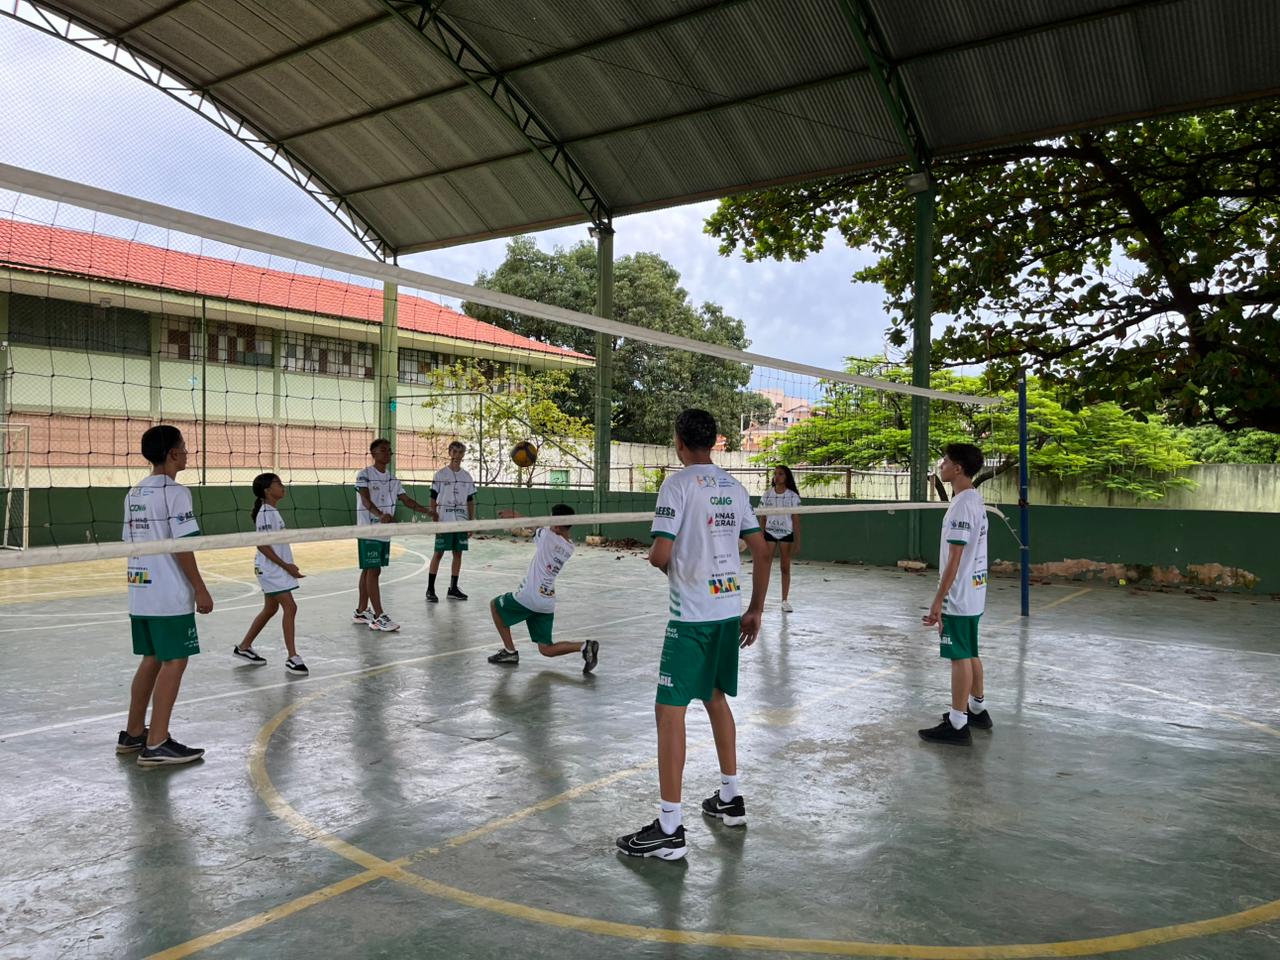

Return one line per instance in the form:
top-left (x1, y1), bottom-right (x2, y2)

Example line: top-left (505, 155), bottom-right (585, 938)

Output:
top-left (0, 15), bottom-right (899, 374)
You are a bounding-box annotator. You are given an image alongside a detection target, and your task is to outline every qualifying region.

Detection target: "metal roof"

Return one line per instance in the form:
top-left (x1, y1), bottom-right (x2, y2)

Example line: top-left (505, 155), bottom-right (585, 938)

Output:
top-left (10, 0), bottom-right (1279, 258)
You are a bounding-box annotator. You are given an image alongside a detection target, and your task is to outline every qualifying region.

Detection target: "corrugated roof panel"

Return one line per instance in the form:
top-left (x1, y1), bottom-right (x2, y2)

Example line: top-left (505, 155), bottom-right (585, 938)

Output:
top-left (355, 92), bottom-right (531, 175)
top-left (443, 158), bottom-right (582, 226)
top-left (1139, 0), bottom-right (1280, 105)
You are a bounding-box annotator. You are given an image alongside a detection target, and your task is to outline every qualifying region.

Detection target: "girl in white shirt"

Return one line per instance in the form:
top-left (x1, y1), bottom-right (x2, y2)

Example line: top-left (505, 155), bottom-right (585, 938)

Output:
top-left (233, 473), bottom-right (308, 673)
top-left (760, 465), bottom-right (802, 612)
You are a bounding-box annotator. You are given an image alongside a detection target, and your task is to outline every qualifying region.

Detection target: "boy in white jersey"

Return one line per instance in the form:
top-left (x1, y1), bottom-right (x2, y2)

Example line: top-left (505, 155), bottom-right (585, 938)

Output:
top-left (486, 504), bottom-right (598, 673)
top-left (118, 425), bottom-right (213, 766)
top-left (354, 438), bottom-right (431, 632)
top-left (919, 442), bottom-right (993, 746)
top-left (617, 409), bottom-right (772, 861)
top-left (427, 440), bottom-right (477, 602)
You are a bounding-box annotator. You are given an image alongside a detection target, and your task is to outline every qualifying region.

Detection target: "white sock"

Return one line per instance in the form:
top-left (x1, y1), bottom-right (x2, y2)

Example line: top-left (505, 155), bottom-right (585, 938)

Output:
top-left (658, 800), bottom-right (682, 834)
top-left (719, 773), bottom-right (740, 802)
top-left (948, 709), bottom-right (968, 730)
top-left (968, 695), bottom-right (986, 714)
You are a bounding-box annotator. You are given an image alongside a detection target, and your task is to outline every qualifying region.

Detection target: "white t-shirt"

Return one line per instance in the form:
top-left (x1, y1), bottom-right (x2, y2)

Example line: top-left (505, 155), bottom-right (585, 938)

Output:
top-left (355, 465), bottom-right (404, 526)
top-left (760, 488), bottom-right (801, 537)
top-left (651, 465), bottom-right (760, 623)
top-left (432, 466), bottom-right (476, 522)
top-left (513, 527), bottom-right (574, 613)
top-left (939, 488), bottom-right (988, 617)
top-left (253, 504), bottom-right (298, 595)
top-left (122, 475), bottom-right (201, 617)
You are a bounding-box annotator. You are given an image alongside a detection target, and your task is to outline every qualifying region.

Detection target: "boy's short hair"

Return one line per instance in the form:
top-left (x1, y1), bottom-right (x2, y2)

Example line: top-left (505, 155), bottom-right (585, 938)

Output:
top-left (141, 425), bottom-right (184, 466)
top-left (370, 438), bottom-right (390, 454)
top-left (448, 440), bottom-right (466, 453)
top-left (943, 442), bottom-right (984, 478)
top-left (674, 408), bottom-right (717, 451)
top-left (551, 504), bottom-right (575, 517)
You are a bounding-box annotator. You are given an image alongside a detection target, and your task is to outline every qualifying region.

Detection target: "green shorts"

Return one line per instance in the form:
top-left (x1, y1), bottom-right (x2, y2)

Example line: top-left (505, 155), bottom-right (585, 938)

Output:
top-left (131, 613), bottom-right (200, 662)
top-left (939, 614), bottom-right (981, 660)
top-left (435, 532), bottom-right (469, 554)
top-left (656, 617), bottom-right (740, 707)
top-left (358, 538), bottom-right (390, 570)
top-left (493, 592), bottom-right (554, 645)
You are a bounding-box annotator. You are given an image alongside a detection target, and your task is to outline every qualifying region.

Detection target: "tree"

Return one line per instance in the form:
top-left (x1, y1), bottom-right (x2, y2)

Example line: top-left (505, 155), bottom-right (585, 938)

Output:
top-left (415, 362), bottom-right (594, 486)
top-left (707, 102), bottom-right (1280, 432)
top-left (1176, 426), bottom-right (1280, 464)
top-left (760, 366), bottom-right (1197, 502)
top-left (463, 237), bottom-right (773, 449)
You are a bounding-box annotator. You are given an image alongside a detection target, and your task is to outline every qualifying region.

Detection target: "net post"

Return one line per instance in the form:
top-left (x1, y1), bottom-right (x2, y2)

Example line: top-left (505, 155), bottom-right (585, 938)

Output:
top-left (908, 180), bottom-right (935, 558)
top-left (592, 225), bottom-right (614, 532)
top-left (1019, 369), bottom-right (1031, 617)
top-left (0, 291), bottom-right (7, 479)
top-left (148, 310), bottom-right (161, 422)
top-left (378, 281), bottom-right (398, 460)
top-left (199, 297), bottom-right (208, 484)
top-left (271, 328), bottom-right (283, 473)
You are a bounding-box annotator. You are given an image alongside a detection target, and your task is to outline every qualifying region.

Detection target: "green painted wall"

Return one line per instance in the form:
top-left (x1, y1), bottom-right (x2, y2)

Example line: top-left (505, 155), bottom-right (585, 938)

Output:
top-left (10, 345), bottom-right (150, 415)
top-left (23, 487), bottom-right (1278, 593)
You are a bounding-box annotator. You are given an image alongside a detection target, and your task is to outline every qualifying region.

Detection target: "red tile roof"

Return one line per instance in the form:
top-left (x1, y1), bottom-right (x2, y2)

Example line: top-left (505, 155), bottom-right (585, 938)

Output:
top-left (0, 217), bottom-right (591, 362)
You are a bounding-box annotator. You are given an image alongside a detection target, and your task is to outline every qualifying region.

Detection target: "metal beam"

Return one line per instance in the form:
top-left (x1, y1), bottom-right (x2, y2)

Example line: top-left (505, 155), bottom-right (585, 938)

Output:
top-left (592, 226), bottom-right (614, 527)
top-left (378, 282), bottom-right (399, 451)
top-left (204, 13), bottom-right (394, 89)
top-left (2, 2), bottom-right (397, 260)
top-left (276, 0), bottom-right (753, 144)
top-left (373, 0), bottom-right (611, 231)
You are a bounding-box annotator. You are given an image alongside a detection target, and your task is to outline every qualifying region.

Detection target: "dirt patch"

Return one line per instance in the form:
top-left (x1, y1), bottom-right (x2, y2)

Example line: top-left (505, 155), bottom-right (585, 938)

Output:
top-left (989, 558), bottom-right (1260, 592)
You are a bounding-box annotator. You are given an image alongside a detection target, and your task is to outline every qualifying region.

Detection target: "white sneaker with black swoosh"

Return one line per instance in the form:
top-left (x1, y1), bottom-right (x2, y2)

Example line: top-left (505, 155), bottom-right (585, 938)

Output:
top-left (701, 791), bottom-right (747, 827)
top-left (615, 819), bottom-right (687, 860)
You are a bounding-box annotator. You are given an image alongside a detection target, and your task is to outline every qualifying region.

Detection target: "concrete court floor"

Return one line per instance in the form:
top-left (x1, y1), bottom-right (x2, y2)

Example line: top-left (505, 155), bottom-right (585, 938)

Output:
top-left (0, 534), bottom-right (1277, 960)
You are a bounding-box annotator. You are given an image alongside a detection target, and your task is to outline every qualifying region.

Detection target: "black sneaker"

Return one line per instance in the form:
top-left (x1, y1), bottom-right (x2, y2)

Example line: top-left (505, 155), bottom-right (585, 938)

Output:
top-left (137, 738), bottom-right (206, 766)
top-left (615, 819), bottom-right (687, 860)
top-left (918, 715), bottom-right (972, 745)
top-left (488, 648), bottom-right (519, 664)
top-left (701, 791), bottom-right (747, 826)
top-left (284, 656), bottom-right (309, 674)
top-left (582, 640), bottom-right (599, 674)
top-left (967, 708), bottom-right (993, 730)
top-left (116, 728), bottom-right (148, 754)
top-left (447, 586), bottom-right (469, 601)
top-left (232, 645), bottom-right (267, 665)
top-left (425, 590), bottom-right (439, 603)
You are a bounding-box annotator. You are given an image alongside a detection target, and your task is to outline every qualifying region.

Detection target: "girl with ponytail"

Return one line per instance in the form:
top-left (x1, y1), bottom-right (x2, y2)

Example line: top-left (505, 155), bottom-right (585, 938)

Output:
top-left (233, 473), bottom-right (307, 673)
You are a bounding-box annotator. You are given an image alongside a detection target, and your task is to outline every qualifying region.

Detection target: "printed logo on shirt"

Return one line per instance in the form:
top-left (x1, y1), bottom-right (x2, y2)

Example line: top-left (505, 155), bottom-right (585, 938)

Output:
top-left (694, 474), bottom-right (718, 487)
top-left (655, 506), bottom-right (676, 519)
top-left (951, 520), bottom-right (971, 531)
top-left (709, 496), bottom-right (733, 506)
top-left (126, 568), bottom-right (151, 585)
top-left (129, 503), bottom-right (147, 513)
top-left (971, 571), bottom-right (989, 588)
top-left (175, 511), bottom-right (195, 524)
top-left (708, 575), bottom-right (740, 595)
top-left (657, 673), bottom-right (674, 688)
top-left (712, 511), bottom-right (737, 528)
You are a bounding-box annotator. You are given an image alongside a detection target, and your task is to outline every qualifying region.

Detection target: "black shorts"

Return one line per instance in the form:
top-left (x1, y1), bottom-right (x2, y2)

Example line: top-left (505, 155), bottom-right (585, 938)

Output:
top-left (763, 531), bottom-right (794, 543)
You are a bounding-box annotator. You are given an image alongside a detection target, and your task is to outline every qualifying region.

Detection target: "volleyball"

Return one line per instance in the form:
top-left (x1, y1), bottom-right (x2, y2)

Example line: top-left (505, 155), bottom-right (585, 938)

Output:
top-left (511, 440), bottom-right (538, 468)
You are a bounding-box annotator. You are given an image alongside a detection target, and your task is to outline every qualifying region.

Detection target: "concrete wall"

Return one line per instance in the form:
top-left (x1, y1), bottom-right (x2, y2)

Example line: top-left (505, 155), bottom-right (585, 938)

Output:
top-left (982, 463), bottom-right (1280, 513)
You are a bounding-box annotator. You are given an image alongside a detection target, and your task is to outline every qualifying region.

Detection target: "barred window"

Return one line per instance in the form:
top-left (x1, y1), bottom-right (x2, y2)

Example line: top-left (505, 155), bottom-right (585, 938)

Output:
top-left (281, 332), bottom-right (374, 379)
top-left (160, 317), bottom-right (272, 366)
top-left (9, 293), bottom-right (149, 355)
top-left (398, 348), bottom-right (447, 385)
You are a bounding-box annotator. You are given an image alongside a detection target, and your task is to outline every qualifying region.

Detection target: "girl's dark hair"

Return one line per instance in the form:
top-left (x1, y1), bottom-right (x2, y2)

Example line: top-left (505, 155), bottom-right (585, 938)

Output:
top-left (251, 472), bottom-right (280, 522)
top-left (772, 464), bottom-right (798, 495)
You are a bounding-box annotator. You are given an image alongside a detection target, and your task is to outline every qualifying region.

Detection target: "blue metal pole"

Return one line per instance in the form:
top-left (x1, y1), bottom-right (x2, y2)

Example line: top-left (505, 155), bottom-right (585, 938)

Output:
top-left (1019, 370), bottom-right (1030, 617)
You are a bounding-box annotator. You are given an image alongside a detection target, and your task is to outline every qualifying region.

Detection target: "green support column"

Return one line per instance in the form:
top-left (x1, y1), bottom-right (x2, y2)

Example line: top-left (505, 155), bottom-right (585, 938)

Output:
top-left (592, 227), bottom-right (614, 526)
top-left (908, 182), bottom-right (935, 559)
top-left (378, 282), bottom-right (399, 457)
top-left (149, 311), bottom-right (162, 422)
top-left (271, 328), bottom-right (283, 473)
top-left (0, 292), bottom-right (8, 478)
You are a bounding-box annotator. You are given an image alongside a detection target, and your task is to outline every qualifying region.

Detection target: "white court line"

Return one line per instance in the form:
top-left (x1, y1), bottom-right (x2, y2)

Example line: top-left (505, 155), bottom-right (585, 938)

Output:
top-left (0, 609), bottom-right (668, 742)
top-left (0, 549), bottom-right (432, 634)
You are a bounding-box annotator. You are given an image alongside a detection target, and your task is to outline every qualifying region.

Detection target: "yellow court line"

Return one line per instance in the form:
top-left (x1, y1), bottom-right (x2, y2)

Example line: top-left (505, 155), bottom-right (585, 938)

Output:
top-left (154, 586), bottom-right (1280, 959)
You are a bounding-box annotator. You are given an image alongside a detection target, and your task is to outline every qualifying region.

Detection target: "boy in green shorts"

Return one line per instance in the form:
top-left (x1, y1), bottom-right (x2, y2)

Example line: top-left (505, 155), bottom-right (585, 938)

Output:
top-left (118, 425), bottom-right (213, 766)
top-left (486, 505), bottom-right (598, 673)
top-left (919, 442), bottom-right (993, 745)
top-left (354, 438), bottom-right (431, 632)
top-left (616, 409), bottom-right (772, 861)
top-left (427, 441), bottom-right (477, 602)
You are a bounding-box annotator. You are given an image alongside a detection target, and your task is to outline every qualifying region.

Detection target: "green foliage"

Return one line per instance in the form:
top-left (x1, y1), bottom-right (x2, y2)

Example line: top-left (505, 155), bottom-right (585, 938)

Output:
top-left (415, 362), bottom-right (593, 485)
top-left (759, 367), bottom-right (1197, 501)
top-left (1175, 426), bottom-right (1280, 464)
top-left (708, 103), bottom-right (1280, 433)
top-left (463, 237), bottom-right (773, 449)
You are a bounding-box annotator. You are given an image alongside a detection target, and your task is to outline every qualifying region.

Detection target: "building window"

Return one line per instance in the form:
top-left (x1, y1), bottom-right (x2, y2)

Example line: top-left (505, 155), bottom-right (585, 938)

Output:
top-left (281, 332), bottom-right (373, 379)
top-left (398, 348), bottom-right (446, 385)
top-left (160, 317), bottom-right (272, 366)
top-left (8, 293), bottom-right (149, 355)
